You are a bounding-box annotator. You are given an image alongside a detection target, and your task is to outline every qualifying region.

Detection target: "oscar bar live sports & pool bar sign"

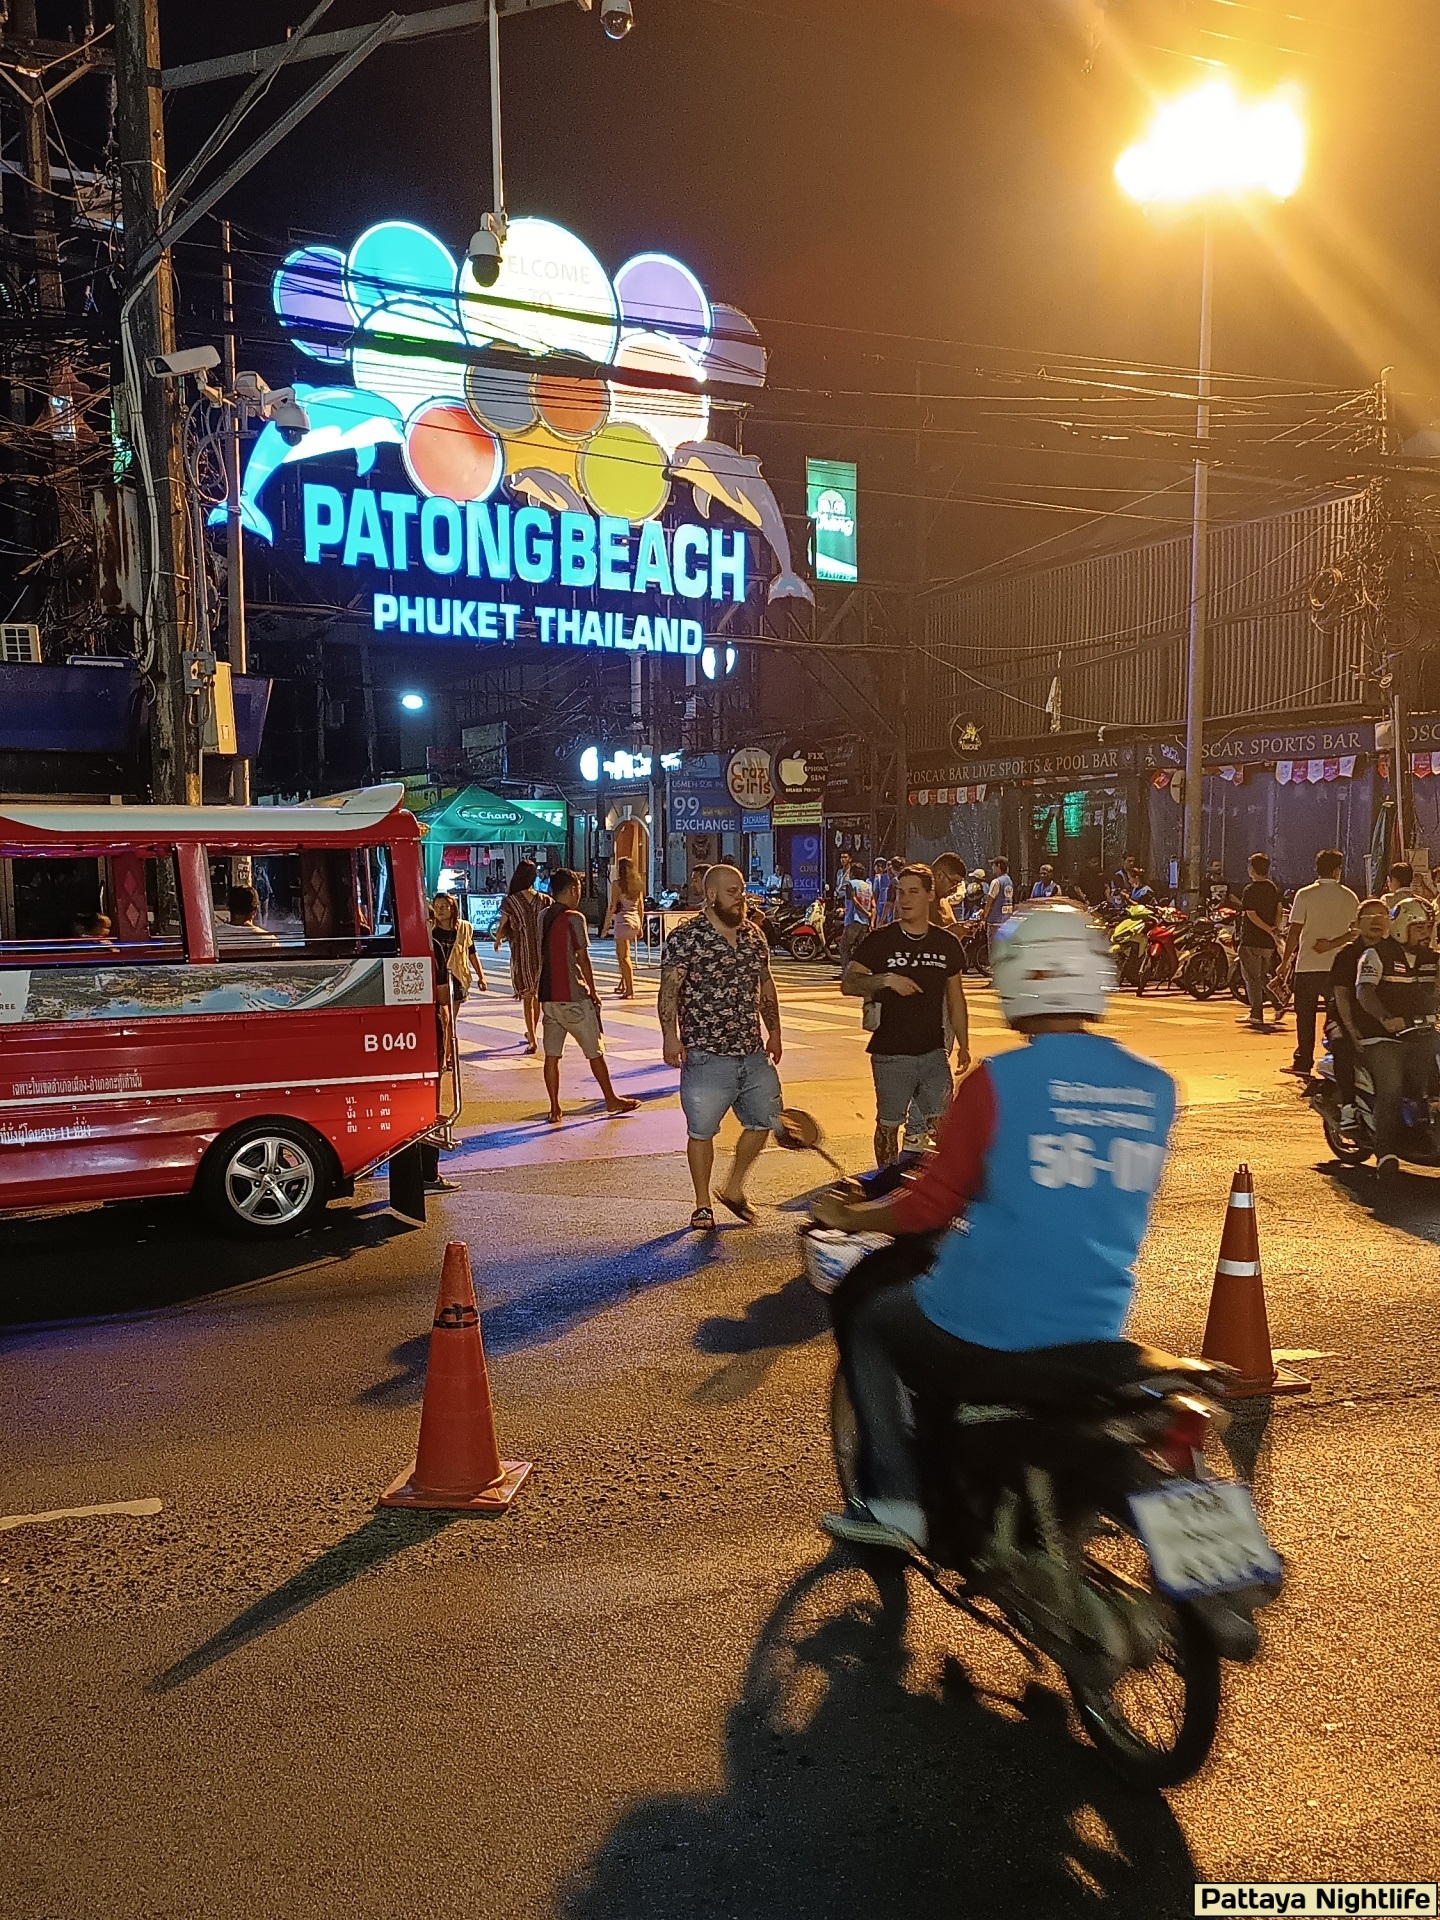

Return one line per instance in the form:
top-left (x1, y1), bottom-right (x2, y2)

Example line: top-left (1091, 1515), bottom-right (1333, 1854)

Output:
top-left (224, 217), bottom-right (813, 661)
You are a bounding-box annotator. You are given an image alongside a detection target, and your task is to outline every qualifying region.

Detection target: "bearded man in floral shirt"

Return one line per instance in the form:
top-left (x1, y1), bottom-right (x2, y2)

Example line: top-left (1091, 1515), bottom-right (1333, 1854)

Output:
top-left (659, 864), bottom-right (784, 1231)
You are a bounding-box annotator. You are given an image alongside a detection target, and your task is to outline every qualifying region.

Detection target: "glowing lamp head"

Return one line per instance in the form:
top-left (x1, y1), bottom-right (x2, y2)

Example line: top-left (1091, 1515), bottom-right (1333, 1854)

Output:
top-left (579, 746), bottom-right (601, 782)
top-left (1115, 80), bottom-right (1305, 207)
top-left (400, 692), bottom-right (426, 713)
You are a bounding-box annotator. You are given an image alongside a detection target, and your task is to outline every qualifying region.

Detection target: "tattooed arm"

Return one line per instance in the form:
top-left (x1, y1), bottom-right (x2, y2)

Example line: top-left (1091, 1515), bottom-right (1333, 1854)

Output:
top-left (759, 960), bottom-right (783, 1065)
top-left (659, 960), bottom-right (687, 1067)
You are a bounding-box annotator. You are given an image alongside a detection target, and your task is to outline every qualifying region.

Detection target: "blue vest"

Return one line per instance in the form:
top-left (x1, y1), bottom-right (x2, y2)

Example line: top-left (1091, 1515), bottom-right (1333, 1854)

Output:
top-left (914, 1031), bottom-right (1177, 1351)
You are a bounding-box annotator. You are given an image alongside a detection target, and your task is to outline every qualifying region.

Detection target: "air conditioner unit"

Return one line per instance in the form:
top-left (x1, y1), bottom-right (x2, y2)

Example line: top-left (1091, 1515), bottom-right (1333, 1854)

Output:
top-left (0, 622), bottom-right (41, 664)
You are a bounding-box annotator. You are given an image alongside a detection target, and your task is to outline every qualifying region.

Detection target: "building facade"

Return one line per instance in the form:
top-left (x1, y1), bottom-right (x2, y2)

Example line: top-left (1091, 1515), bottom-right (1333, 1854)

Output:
top-left (906, 492), bottom-right (1440, 895)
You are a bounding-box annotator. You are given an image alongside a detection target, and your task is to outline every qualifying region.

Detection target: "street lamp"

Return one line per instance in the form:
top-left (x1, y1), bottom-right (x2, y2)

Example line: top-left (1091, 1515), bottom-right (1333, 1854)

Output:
top-left (400, 692), bottom-right (426, 713)
top-left (1116, 80), bottom-right (1305, 910)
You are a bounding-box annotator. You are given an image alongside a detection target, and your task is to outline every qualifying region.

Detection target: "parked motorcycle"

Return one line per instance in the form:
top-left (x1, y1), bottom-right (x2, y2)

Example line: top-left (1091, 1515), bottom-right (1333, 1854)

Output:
top-left (1309, 1040), bottom-right (1440, 1169)
top-left (1177, 915), bottom-right (1229, 1000)
top-left (787, 896), bottom-right (842, 962)
top-left (1108, 901), bottom-right (1155, 991)
top-left (780, 1109), bottom-right (1284, 1789)
top-left (1135, 907), bottom-right (1187, 994)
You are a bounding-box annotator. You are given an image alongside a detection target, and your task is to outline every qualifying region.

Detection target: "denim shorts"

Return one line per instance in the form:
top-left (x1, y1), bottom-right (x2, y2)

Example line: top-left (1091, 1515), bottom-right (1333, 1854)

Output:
top-left (679, 1049), bottom-right (782, 1140)
top-left (870, 1048), bottom-right (953, 1128)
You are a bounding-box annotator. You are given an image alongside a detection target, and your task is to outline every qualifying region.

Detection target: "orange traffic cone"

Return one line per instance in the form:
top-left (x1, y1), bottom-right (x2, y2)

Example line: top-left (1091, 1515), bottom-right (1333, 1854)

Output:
top-left (1199, 1165), bottom-right (1310, 1398)
top-left (380, 1242), bottom-right (532, 1511)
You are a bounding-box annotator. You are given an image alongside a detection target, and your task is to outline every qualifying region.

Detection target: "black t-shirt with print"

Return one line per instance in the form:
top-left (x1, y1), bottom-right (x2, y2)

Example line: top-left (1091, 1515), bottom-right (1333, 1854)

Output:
top-left (1238, 879), bottom-right (1282, 948)
top-left (854, 922), bottom-right (964, 1055)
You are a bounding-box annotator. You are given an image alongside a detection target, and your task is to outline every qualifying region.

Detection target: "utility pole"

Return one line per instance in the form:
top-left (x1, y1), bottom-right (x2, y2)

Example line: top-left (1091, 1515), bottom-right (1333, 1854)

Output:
top-left (220, 219), bottom-right (250, 808)
top-left (1379, 367), bottom-right (1413, 865)
top-left (1182, 219), bottom-right (1215, 913)
top-left (115, 0), bottom-right (198, 804)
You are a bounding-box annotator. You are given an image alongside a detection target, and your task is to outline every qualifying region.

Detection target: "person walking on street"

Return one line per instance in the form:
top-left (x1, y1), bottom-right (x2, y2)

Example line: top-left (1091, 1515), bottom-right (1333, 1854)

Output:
top-left (1280, 849), bottom-right (1359, 1079)
top-left (1355, 896), bottom-right (1439, 1175)
top-left (658, 864), bottom-right (784, 1231)
top-left (601, 855), bottom-right (646, 1001)
top-left (426, 894), bottom-right (485, 1193)
top-left (495, 859), bottom-right (545, 1052)
top-left (1383, 861), bottom-right (1420, 912)
top-left (537, 870), bottom-right (640, 1126)
top-left (985, 857), bottom-right (1014, 930)
top-left (872, 857), bottom-right (898, 928)
top-left (844, 863), bottom-right (970, 1166)
top-left (837, 859), bottom-right (875, 971)
top-left (1030, 864), bottom-right (1060, 900)
top-left (1237, 852), bottom-right (1284, 1032)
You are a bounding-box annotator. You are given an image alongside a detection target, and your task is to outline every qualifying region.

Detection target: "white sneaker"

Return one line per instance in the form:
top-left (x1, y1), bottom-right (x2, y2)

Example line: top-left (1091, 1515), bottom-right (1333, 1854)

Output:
top-left (1338, 1104), bottom-right (1357, 1131)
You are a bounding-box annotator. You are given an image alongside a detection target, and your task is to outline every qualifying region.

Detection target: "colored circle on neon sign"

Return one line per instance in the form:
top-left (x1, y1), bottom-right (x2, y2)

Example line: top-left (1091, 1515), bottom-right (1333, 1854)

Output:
top-left (345, 220), bottom-right (458, 320)
top-left (464, 363), bottom-right (537, 436)
top-left (272, 246), bottom-right (354, 362)
top-left (577, 421), bottom-right (670, 522)
top-left (457, 217), bottom-right (618, 363)
top-left (402, 404), bottom-right (503, 502)
top-left (352, 300), bottom-right (468, 417)
top-left (608, 331), bottom-right (708, 458)
top-left (534, 371), bottom-right (610, 440)
top-left (614, 251), bottom-right (712, 353)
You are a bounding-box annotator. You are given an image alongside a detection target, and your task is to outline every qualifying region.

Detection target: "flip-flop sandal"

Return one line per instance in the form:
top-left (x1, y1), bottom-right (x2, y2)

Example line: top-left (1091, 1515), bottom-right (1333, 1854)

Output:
top-left (689, 1207), bottom-right (716, 1231)
top-left (716, 1193), bottom-right (756, 1226)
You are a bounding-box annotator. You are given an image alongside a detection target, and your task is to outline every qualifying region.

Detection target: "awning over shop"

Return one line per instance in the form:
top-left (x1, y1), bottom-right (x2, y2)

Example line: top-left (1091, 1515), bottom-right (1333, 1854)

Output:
top-left (415, 784), bottom-right (567, 888)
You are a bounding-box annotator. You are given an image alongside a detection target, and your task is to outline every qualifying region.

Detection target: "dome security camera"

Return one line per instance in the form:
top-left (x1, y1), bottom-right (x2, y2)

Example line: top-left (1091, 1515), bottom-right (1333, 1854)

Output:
top-left (468, 212), bottom-right (506, 290)
top-left (265, 387), bottom-right (311, 447)
top-left (600, 0), bottom-right (633, 40)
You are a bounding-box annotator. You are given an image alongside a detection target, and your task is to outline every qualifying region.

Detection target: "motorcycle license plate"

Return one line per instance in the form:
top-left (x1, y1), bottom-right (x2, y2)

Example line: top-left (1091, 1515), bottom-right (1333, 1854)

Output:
top-left (1129, 1479), bottom-right (1282, 1600)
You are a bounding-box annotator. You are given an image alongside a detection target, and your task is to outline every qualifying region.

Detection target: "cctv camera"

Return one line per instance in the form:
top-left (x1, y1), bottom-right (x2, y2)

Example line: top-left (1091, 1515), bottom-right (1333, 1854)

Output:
top-left (600, 0), bottom-right (633, 38)
top-left (468, 212), bottom-right (506, 290)
top-left (263, 387), bottom-right (311, 446)
top-left (147, 345), bottom-right (221, 379)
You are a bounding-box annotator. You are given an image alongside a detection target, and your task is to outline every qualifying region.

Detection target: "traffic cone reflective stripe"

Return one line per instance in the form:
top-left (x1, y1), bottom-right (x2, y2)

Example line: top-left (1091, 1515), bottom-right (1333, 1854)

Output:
top-left (380, 1241), bottom-right (532, 1511)
top-left (1199, 1164), bottom-right (1310, 1398)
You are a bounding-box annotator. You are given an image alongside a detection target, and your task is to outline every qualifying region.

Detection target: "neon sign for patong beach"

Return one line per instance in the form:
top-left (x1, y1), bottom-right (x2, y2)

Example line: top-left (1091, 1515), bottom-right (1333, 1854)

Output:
top-left (222, 217), bottom-right (813, 653)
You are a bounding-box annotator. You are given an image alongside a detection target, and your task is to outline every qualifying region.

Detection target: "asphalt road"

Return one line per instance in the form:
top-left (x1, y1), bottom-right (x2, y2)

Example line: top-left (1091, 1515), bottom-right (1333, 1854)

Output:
top-left (3, 950), bottom-right (1438, 1919)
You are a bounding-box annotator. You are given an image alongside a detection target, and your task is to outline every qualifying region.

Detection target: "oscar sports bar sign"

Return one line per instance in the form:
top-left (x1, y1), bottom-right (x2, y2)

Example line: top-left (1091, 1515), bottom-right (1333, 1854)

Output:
top-left (226, 217), bottom-right (814, 656)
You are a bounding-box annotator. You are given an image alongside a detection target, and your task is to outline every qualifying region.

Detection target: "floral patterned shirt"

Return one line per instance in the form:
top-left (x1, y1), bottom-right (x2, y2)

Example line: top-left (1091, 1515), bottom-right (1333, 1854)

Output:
top-left (663, 914), bottom-right (772, 1057)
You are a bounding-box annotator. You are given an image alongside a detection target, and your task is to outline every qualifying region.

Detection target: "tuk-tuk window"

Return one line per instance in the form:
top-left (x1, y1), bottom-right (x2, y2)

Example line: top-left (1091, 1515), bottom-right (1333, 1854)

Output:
top-left (207, 844), bottom-right (400, 961)
top-left (0, 850), bottom-right (184, 963)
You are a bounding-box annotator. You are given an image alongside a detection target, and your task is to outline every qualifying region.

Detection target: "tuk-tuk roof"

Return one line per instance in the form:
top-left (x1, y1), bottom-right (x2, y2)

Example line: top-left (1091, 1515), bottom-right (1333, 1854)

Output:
top-left (0, 783), bottom-right (416, 846)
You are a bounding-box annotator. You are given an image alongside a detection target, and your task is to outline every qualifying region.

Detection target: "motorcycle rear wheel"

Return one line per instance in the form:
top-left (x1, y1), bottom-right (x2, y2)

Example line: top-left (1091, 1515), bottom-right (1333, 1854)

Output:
top-left (1183, 950), bottom-right (1226, 1001)
top-left (1069, 1553), bottom-right (1220, 1788)
top-left (788, 928), bottom-right (824, 962)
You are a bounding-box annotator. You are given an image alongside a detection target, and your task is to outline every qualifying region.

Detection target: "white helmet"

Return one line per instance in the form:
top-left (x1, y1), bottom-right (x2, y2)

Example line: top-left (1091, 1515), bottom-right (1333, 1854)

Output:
top-left (989, 900), bottom-right (1114, 1022)
top-left (1391, 897), bottom-right (1430, 941)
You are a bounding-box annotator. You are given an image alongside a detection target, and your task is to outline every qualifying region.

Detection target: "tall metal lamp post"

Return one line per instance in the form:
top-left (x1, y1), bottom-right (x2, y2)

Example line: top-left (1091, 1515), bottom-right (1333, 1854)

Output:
top-left (1116, 80), bottom-right (1305, 908)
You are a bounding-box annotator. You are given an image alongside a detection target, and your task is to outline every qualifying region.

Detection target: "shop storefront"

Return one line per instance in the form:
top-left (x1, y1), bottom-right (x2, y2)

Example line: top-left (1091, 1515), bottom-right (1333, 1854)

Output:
top-left (908, 715), bottom-right (1440, 897)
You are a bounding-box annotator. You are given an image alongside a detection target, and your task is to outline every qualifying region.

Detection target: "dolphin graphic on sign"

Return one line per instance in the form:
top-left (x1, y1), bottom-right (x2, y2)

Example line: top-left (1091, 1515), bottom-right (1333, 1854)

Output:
top-left (210, 384), bottom-right (406, 543)
top-left (507, 468), bottom-right (588, 514)
top-left (670, 440), bottom-right (814, 604)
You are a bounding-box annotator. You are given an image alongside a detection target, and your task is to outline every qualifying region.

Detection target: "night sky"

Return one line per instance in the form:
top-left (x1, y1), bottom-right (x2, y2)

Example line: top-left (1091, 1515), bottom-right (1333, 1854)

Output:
top-left (138, 1), bottom-right (1440, 581)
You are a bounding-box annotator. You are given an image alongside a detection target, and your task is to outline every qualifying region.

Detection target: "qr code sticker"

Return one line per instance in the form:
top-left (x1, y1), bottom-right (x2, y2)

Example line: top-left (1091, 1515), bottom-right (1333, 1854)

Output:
top-left (383, 957), bottom-right (433, 1006)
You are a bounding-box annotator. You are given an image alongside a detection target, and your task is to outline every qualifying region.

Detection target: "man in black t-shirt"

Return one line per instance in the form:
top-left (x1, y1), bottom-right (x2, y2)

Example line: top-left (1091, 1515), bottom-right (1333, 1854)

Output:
top-left (843, 863), bottom-right (969, 1165)
top-left (1326, 896), bottom-right (1391, 1129)
top-left (1236, 851), bottom-right (1284, 1033)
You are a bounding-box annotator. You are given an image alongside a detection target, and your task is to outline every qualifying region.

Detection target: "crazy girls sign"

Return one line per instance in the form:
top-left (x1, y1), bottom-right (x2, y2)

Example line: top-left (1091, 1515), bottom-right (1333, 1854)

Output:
top-left (224, 215), bottom-right (813, 651)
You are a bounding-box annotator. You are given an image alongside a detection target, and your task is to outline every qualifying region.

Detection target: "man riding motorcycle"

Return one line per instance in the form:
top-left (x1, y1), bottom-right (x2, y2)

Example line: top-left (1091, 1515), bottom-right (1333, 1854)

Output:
top-left (1354, 895), bottom-right (1439, 1175)
top-left (812, 901), bottom-right (1177, 1553)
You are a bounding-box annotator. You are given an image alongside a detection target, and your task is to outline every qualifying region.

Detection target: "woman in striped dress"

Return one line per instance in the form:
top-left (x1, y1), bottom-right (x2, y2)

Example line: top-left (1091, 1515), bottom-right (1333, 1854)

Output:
top-left (495, 859), bottom-right (545, 1052)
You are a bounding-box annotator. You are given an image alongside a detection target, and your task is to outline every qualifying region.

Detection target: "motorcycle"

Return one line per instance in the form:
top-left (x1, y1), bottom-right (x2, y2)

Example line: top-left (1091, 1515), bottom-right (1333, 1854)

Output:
top-left (779, 1110), bottom-right (1283, 1788)
top-left (1108, 901), bottom-right (1155, 992)
top-left (1177, 915), bottom-right (1229, 1000)
top-left (786, 896), bottom-right (842, 962)
top-left (756, 898), bottom-right (816, 959)
top-left (1309, 1033), bottom-right (1440, 1169)
top-left (1135, 907), bottom-right (1187, 994)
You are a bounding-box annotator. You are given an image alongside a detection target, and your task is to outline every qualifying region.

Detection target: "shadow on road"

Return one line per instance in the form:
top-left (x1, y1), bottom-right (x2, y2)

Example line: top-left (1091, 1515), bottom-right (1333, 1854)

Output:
top-left (148, 1510), bottom-right (460, 1694)
top-left (1326, 1162), bottom-right (1440, 1245)
top-left (1217, 1396), bottom-right (1274, 1484)
top-left (691, 1276), bottom-right (828, 1404)
top-left (560, 1553), bottom-right (1197, 1920)
top-left (356, 1231), bottom-right (719, 1398)
top-left (0, 1195), bottom-right (419, 1326)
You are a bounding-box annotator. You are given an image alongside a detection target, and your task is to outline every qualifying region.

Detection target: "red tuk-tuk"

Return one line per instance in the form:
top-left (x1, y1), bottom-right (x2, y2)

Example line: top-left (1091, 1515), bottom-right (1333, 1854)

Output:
top-left (0, 784), bottom-right (450, 1236)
